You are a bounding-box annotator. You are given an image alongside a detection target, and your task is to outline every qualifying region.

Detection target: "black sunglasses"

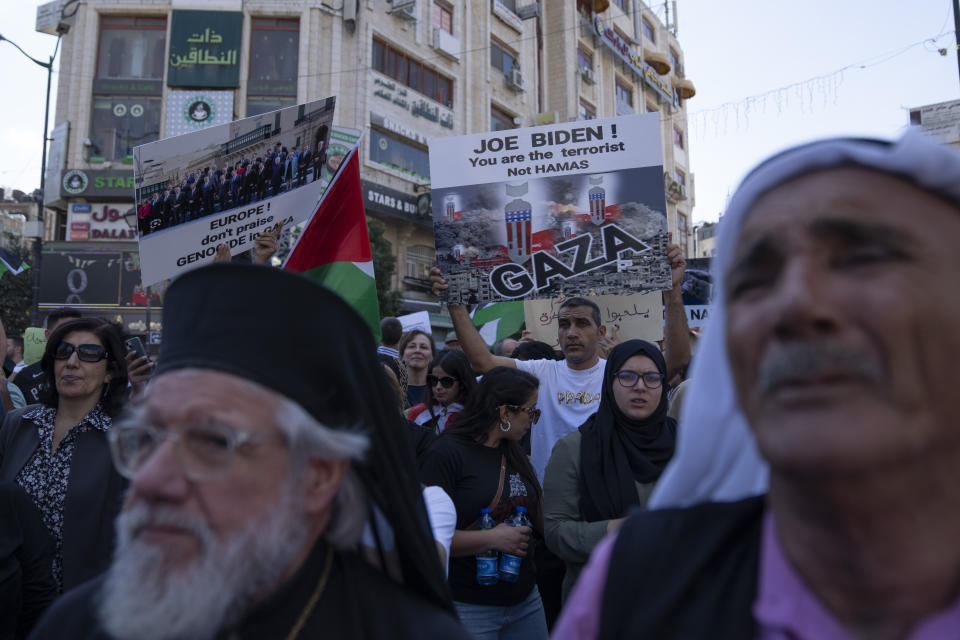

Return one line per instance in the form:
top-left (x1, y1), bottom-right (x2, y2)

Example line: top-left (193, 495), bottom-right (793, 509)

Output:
top-left (55, 341), bottom-right (109, 363)
top-left (427, 374), bottom-right (458, 388)
top-left (615, 371), bottom-right (665, 389)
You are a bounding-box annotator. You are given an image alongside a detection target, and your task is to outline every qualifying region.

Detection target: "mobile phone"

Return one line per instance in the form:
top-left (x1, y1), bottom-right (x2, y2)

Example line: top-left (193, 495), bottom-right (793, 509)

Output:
top-left (124, 337), bottom-right (149, 360)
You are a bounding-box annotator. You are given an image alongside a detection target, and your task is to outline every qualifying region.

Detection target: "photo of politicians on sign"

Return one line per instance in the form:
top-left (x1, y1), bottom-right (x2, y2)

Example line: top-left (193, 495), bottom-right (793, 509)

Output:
top-left (132, 98), bottom-right (337, 285)
top-left (428, 114), bottom-right (672, 305)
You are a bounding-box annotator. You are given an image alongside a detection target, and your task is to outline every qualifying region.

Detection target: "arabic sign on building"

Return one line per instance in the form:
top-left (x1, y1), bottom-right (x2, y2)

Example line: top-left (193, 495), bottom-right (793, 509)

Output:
top-left (67, 203), bottom-right (137, 242)
top-left (168, 11), bottom-right (242, 88)
top-left (371, 76), bottom-right (455, 129)
top-left (61, 169), bottom-right (135, 200)
top-left (910, 99), bottom-right (960, 145)
top-left (593, 15), bottom-right (676, 106)
top-left (165, 90), bottom-right (234, 138)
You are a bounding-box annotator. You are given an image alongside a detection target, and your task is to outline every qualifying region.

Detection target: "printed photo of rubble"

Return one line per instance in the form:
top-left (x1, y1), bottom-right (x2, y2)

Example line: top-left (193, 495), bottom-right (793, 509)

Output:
top-left (432, 166), bottom-right (671, 305)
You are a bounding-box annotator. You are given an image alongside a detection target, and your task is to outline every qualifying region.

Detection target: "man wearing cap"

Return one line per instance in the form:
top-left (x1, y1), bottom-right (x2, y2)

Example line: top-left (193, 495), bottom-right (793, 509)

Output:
top-left (30, 264), bottom-right (466, 640)
top-left (553, 132), bottom-right (960, 639)
top-left (444, 330), bottom-right (462, 351)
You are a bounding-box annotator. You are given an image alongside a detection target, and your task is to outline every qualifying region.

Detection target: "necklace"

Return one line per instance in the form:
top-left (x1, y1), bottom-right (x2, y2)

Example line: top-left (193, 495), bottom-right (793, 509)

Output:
top-left (284, 546), bottom-right (334, 640)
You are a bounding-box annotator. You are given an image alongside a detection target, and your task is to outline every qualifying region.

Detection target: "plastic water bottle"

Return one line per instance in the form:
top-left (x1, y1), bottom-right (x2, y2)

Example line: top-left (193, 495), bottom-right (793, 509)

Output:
top-left (498, 506), bottom-right (530, 583)
top-left (476, 509), bottom-right (499, 586)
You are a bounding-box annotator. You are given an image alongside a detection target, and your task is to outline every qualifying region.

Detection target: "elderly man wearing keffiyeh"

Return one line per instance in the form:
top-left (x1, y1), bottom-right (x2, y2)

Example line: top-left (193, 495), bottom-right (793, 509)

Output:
top-left (553, 131), bottom-right (960, 640)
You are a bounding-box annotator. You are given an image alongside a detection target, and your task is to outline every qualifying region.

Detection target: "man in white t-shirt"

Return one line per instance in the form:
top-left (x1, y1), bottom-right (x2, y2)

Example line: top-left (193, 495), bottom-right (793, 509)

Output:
top-left (432, 243), bottom-right (689, 481)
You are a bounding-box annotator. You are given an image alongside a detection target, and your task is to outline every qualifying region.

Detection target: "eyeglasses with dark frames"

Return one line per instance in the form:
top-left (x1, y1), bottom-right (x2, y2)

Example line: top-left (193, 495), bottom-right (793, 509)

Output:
top-left (55, 341), bottom-right (109, 363)
top-left (506, 404), bottom-right (541, 424)
top-left (426, 374), bottom-right (458, 389)
top-left (614, 371), bottom-right (666, 389)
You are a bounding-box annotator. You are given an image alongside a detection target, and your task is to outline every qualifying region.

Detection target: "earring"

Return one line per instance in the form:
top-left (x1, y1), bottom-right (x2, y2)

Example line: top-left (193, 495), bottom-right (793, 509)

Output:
top-left (499, 419), bottom-right (512, 433)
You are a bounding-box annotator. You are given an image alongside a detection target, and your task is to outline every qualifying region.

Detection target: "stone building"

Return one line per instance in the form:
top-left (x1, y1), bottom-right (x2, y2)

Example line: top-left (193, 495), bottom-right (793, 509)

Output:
top-left (36, 0), bottom-right (694, 331)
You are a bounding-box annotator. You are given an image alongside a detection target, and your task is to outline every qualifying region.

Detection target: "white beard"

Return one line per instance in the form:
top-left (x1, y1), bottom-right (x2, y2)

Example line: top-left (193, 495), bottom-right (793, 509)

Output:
top-left (98, 488), bottom-right (310, 640)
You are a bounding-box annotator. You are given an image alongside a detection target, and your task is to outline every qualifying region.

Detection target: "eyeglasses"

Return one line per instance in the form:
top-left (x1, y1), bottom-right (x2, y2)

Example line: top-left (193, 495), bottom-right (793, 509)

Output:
top-left (55, 341), bottom-right (109, 363)
top-left (427, 375), bottom-right (458, 389)
top-left (615, 371), bottom-right (666, 389)
top-left (107, 422), bottom-right (282, 482)
top-left (506, 405), bottom-right (541, 424)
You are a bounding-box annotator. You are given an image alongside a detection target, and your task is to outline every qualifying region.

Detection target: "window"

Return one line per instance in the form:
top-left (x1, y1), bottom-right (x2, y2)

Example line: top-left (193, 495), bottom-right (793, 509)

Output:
top-left (491, 105), bottom-right (516, 131)
top-left (407, 245), bottom-right (435, 280)
top-left (247, 18), bottom-right (299, 114)
top-left (642, 17), bottom-right (656, 42)
top-left (677, 212), bottom-right (689, 249)
top-left (497, 0), bottom-right (517, 12)
top-left (675, 167), bottom-right (686, 186)
top-left (432, 2), bottom-right (453, 34)
top-left (615, 79), bottom-right (633, 115)
top-left (577, 46), bottom-right (593, 73)
top-left (90, 97), bottom-right (162, 161)
top-left (490, 40), bottom-right (518, 77)
top-left (369, 129), bottom-right (430, 181)
top-left (372, 38), bottom-right (454, 108)
top-left (95, 16), bottom-right (166, 83)
top-left (673, 126), bottom-right (685, 149)
top-left (578, 99), bottom-right (596, 121)
top-left (92, 15), bottom-right (166, 161)
top-left (669, 47), bottom-right (681, 75)
top-left (611, 0), bottom-right (626, 8)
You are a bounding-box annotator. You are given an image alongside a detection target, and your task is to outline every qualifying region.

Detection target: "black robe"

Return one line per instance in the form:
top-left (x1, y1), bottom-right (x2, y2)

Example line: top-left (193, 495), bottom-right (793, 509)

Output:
top-left (28, 540), bottom-right (468, 640)
top-left (599, 496), bottom-right (765, 639)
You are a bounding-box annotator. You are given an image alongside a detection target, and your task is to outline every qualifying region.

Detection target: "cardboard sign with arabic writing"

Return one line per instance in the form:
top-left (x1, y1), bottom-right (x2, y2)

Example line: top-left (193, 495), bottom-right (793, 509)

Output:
top-left (522, 293), bottom-right (663, 349)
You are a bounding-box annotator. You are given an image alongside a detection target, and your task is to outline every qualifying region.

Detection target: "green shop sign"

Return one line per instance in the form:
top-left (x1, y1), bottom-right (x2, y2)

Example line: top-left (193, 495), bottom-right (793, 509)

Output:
top-left (168, 10), bottom-right (243, 88)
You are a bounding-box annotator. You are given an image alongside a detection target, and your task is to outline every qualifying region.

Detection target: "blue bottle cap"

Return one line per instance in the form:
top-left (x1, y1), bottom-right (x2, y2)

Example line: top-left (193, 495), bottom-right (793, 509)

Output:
top-left (516, 506), bottom-right (527, 513)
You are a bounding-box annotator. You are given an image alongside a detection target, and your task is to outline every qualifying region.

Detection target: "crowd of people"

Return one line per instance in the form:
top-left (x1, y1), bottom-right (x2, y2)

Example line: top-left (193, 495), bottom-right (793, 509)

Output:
top-left (1, 130), bottom-right (959, 640)
top-left (136, 140), bottom-right (328, 236)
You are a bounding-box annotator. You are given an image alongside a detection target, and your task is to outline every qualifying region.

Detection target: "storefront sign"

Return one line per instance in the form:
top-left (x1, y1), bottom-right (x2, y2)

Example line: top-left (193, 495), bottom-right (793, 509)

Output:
top-left (165, 90), bottom-right (234, 138)
top-left (593, 15), bottom-right (676, 106)
top-left (39, 245), bottom-right (146, 307)
top-left (67, 203), bottom-right (137, 241)
top-left (363, 180), bottom-right (422, 219)
top-left (60, 169), bottom-right (135, 200)
top-left (168, 10), bottom-right (243, 88)
top-left (371, 77), bottom-right (454, 129)
top-left (93, 79), bottom-right (163, 95)
top-left (370, 111), bottom-right (430, 146)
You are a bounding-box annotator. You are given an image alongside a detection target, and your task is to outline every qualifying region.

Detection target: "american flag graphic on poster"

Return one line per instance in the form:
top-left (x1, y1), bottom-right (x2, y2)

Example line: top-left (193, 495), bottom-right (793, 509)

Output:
top-left (588, 176), bottom-right (606, 225)
top-left (504, 183), bottom-right (532, 263)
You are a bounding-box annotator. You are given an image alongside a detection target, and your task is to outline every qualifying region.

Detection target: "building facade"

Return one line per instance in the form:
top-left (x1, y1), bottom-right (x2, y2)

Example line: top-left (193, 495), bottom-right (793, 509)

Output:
top-left (37, 0), bottom-right (695, 333)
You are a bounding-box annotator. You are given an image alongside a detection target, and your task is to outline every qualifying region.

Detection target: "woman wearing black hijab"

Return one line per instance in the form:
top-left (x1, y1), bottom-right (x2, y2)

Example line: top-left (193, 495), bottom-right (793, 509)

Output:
top-left (542, 339), bottom-right (676, 600)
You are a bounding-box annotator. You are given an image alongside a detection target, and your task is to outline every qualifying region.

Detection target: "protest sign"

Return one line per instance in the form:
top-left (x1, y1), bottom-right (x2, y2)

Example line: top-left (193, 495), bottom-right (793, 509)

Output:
top-left (523, 292), bottom-right (664, 348)
top-left (23, 327), bottom-right (45, 365)
top-left (133, 97), bottom-right (336, 285)
top-left (681, 257), bottom-right (713, 328)
top-left (398, 310), bottom-right (432, 334)
top-left (429, 113), bottom-right (671, 304)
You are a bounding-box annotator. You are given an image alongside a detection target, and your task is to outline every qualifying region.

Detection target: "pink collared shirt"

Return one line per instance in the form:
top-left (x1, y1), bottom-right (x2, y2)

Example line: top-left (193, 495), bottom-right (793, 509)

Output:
top-left (552, 510), bottom-right (960, 640)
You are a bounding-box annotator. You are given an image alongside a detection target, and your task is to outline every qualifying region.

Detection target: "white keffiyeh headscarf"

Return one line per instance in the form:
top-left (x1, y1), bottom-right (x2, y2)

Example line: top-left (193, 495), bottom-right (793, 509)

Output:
top-left (650, 130), bottom-right (960, 508)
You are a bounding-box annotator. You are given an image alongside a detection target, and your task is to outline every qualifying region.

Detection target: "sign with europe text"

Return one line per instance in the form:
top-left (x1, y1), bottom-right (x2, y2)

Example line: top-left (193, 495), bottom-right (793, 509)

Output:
top-left (429, 113), bottom-right (671, 304)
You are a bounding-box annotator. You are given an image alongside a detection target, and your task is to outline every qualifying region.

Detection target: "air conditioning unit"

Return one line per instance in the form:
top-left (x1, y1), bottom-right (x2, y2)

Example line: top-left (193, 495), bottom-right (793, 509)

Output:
top-left (507, 67), bottom-right (525, 92)
top-left (432, 28), bottom-right (461, 61)
top-left (580, 67), bottom-right (595, 84)
top-left (388, 0), bottom-right (417, 20)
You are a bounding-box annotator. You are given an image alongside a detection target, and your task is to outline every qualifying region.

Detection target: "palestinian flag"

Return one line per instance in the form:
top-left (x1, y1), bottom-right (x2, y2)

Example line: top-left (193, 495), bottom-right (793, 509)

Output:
top-left (0, 248), bottom-right (29, 279)
top-left (283, 146), bottom-right (380, 340)
top-left (471, 301), bottom-right (525, 346)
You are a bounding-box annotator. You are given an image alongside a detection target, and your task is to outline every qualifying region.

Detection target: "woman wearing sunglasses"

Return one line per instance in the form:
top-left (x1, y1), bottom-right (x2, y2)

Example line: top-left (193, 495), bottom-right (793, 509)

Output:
top-left (407, 350), bottom-right (477, 434)
top-left (542, 340), bottom-right (677, 602)
top-left (0, 318), bottom-right (129, 593)
top-left (419, 367), bottom-right (549, 640)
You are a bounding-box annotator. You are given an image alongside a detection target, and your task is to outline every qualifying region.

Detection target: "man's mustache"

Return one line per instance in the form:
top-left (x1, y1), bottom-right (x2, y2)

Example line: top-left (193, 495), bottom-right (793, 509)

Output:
top-left (756, 340), bottom-right (883, 393)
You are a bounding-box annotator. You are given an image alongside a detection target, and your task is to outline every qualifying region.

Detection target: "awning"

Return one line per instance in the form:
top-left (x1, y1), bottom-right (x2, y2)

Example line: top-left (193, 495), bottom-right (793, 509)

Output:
top-left (672, 77), bottom-right (696, 100)
top-left (643, 50), bottom-right (671, 76)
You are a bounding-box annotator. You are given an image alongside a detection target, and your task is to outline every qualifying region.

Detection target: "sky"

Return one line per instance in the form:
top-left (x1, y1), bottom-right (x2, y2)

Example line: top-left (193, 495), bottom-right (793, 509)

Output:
top-left (1, 0), bottom-right (958, 224)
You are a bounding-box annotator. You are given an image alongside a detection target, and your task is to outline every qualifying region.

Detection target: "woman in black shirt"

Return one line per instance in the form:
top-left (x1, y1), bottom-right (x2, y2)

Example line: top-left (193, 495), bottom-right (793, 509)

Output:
top-left (419, 367), bottom-right (548, 640)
